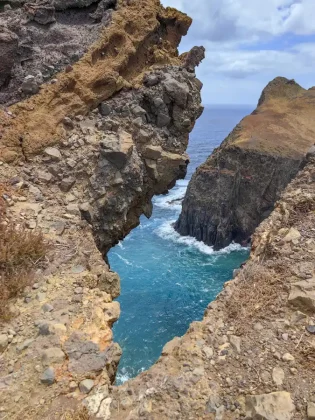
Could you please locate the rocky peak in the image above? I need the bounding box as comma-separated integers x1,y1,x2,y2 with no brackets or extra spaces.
257,76,304,107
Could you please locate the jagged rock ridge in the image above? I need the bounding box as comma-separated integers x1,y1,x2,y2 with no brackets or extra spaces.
175,77,315,250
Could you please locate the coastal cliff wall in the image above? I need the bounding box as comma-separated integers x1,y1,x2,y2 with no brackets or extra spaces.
175,77,315,249
107,157,315,420
0,0,204,417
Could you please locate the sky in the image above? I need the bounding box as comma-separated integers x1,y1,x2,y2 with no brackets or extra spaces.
162,0,315,104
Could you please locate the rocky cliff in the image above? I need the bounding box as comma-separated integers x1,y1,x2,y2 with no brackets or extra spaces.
175,77,315,250
0,0,204,417
107,155,315,419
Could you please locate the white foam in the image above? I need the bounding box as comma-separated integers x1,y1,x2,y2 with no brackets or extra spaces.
114,253,133,266
155,220,248,255
116,371,130,384
154,181,189,211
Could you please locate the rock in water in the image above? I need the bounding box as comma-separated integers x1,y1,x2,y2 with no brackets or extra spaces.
175,77,315,250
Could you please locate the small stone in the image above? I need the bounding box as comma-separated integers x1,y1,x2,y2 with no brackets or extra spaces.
44,147,62,161
37,171,52,183
42,303,54,313
306,325,315,334
21,75,40,95
40,367,55,385
99,102,111,116
272,367,285,386
38,322,50,335
59,177,76,192
307,402,315,419
79,379,94,394
42,348,65,366
229,335,241,354
0,334,8,352
253,322,264,331
246,392,295,419
16,338,34,353
36,292,46,302
282,353,295,362
72,265,86,274
69,381,77,391
63,117,74,129
283,228,301,242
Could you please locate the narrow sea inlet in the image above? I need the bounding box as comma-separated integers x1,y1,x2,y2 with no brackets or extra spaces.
108,105,252,384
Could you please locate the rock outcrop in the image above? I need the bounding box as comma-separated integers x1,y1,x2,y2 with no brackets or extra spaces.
105,154,315,420
175,77,315,250
0,0,204,417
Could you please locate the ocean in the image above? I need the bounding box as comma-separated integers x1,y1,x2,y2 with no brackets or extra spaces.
108,105,253,384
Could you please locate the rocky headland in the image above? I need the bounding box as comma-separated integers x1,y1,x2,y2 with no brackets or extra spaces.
175,77,315,250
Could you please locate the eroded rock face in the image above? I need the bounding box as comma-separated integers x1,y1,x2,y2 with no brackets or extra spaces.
0,0,117,105
175,77,315,249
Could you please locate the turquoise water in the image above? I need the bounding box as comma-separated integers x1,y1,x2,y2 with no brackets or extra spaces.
109,105,253,384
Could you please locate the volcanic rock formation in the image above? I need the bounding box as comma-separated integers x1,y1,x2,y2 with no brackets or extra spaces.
0,0,204,417
175,77,315,249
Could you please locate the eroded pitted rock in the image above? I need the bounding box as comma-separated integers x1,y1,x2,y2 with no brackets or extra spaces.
0,0,117,105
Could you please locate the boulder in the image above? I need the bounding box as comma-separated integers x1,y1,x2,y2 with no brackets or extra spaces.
100,131,133,169
0,28,18,88
288,277,315,311
246,392,295,420
163,75,189,108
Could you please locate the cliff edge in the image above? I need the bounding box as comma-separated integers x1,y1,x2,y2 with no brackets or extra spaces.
0,0,204,418
175,77,315,249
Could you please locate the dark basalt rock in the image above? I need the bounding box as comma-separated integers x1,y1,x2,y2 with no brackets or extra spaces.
175,77,315,250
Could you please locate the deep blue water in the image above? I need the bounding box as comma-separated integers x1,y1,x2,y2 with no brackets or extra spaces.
109,105,253,384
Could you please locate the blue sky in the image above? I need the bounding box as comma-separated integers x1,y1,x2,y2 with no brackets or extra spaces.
162,0,315,104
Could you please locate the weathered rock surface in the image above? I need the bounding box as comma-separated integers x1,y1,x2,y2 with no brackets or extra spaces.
175,77,315,249
0,0,117,105
245,392,295,420
103,158,315,419
0,0,204,418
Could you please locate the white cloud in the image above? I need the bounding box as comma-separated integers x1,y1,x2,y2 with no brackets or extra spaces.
162,0,315,103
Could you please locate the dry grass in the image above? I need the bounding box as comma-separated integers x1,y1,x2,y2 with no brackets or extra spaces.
0,221,49,320
61,406,91,420
288,196,315,226
226,262,283,332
